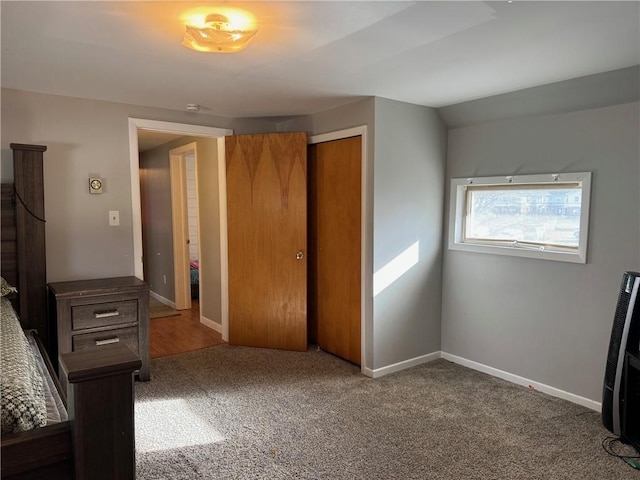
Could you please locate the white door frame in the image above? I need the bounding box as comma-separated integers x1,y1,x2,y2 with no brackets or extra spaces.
308,126,370,375
169,142,197,310
128,119,232,331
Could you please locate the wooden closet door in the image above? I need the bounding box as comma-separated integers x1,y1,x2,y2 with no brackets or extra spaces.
308,136,361,365
226,132,307,351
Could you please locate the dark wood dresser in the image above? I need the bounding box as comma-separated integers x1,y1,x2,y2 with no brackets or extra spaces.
48,276,150,385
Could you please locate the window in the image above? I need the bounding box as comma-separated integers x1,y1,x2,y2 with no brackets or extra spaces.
449,172,591,263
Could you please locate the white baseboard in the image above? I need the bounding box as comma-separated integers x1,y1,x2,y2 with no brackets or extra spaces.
200,316,222,333
150,291,176,309
363,350,601,412
441,352,602,412
365,351,441,378
361,367,374,377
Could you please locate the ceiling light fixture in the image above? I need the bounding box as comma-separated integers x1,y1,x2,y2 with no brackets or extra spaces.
182,13,258,53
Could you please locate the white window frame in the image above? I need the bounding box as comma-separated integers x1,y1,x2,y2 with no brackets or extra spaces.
448,172,592,264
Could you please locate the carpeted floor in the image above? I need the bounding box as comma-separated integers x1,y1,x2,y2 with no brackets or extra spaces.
135,346,638,479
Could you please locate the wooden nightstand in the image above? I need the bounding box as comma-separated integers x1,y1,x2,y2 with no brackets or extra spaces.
48,276,150,386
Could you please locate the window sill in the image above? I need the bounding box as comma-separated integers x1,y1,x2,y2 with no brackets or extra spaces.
448,241,587,264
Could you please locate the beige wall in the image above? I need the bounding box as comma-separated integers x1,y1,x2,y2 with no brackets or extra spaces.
191,136,223,327
138,135,224,325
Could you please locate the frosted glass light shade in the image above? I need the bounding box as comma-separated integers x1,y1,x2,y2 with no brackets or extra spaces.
182,14,258,53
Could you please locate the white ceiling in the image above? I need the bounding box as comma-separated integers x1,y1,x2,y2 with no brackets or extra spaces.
1,1,639,119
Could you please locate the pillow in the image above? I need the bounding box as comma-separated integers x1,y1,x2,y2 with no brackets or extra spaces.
0,277,17,297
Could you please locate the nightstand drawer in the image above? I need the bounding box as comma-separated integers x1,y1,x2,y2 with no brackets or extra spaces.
72,300,138,330
50,276,150,382
73,327,139,354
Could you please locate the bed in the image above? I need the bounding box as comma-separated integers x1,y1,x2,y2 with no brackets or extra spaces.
1,143,141,480
190,260,199,299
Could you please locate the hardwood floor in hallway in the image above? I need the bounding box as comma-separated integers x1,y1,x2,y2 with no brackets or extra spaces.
149,300,226,359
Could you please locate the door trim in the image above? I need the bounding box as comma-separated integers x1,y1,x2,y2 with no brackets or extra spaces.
169,142,196,310
217,139,230,342
128,119,232,338
308,126,370,374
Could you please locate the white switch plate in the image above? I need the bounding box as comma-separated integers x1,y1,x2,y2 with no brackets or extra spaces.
109,210,120,226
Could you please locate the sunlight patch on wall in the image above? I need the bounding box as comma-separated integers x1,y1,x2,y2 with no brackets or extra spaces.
373,241,419,296
136,399,225,452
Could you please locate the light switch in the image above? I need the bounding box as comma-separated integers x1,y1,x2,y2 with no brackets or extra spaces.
109,210,120,226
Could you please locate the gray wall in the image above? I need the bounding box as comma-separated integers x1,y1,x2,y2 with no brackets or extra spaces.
441,100,640,402
140,144,175,301
373,98,447,369
1,88,275,282
9,74,633,398
439,65,640,129
281,97,448,371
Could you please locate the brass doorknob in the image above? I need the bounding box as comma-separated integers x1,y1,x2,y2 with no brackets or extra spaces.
296,251,304,260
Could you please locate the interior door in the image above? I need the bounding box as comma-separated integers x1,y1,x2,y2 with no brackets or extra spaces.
308,136,362,365
226,132,307,351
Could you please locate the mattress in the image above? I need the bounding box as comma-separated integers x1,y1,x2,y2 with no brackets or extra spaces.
27,335,68,425
1,297,67,434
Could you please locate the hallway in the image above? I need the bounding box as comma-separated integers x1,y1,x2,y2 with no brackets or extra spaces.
149,300,225,358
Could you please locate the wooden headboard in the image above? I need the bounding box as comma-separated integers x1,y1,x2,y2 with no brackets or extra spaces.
0,143,51,354
1,183,18,287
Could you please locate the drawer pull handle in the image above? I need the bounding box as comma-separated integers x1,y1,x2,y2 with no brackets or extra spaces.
94,310,120,318
95,337,120,346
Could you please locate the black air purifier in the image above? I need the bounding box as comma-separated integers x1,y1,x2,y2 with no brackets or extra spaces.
602,271,640,436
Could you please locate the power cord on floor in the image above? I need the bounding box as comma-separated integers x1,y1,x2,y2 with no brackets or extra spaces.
602,436,640,470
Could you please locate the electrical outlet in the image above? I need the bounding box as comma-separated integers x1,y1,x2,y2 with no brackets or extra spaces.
109,210,120,226
163,274,167,285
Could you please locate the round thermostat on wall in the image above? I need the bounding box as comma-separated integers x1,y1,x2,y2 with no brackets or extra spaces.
89,177,103,194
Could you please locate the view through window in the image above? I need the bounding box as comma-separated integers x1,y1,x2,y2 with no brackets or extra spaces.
465,185,582,250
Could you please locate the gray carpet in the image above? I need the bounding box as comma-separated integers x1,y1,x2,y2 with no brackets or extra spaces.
135,346,638,479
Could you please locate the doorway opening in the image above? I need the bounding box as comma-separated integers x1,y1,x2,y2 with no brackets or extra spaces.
129,118,232,350
169,142,198,311
148,300,225,359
